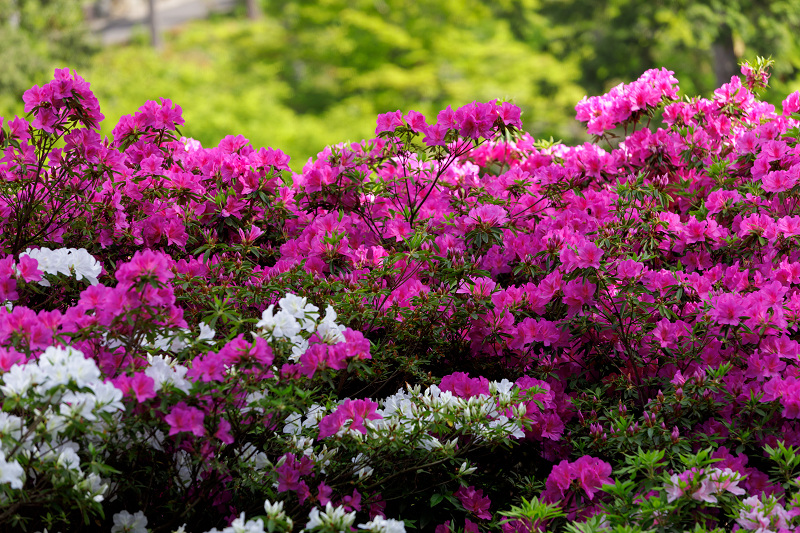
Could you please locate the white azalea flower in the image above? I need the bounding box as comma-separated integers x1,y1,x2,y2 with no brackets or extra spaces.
222,512,265,533
0,450,24,489
197,322,216,343
279,294,318,320
305,503,355,532
111,510,148,533
67,248,102,285
145,355,191,394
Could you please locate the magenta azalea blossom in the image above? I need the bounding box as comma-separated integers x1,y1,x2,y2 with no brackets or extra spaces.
454,485,491,520
710,293,748,326
317,399,382,439
164,403,205,437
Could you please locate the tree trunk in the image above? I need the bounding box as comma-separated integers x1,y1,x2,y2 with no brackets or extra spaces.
147,0,162,49
245,0,261,20
712,25,738,88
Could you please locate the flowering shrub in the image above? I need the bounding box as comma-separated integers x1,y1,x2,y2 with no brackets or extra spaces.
4,57,800,532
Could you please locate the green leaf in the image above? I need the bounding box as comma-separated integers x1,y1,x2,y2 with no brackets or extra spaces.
430,493,444,507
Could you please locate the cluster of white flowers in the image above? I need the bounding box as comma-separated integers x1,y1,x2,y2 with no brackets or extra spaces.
145,354,192,394
200,500,294,533
173,499,403,533
283,404,327,435
218,512,266,533
302,504,407,533
20,247,103,286
357,516,406,533
303,503,356,532
276,381,524,488
0,346,123,412
0,346,121,502
351,452,374,480
372,382,526,446
263,500,293,529
255,294,346,362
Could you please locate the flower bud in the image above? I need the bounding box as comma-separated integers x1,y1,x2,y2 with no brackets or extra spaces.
458,461,477,476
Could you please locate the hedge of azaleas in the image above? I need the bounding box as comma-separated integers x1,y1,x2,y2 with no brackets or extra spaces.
3,59,800,532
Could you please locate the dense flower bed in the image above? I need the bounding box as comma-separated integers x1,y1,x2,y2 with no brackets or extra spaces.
2,58,800,532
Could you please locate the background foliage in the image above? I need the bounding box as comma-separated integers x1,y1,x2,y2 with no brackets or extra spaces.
2,0,800,169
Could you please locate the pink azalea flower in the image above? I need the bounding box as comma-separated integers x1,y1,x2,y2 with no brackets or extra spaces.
404,110,428,133
572,455,614,500
0,347,24,372
15,255,42,283
778,215,800,237
575,241,604,269
130,372,157,403
317,483,333,506
423,123,449,146
709,293,747,326
762,169,798,193
616,259,644,279
464,519,480,533
165,403,206,437
214,417,234,445
317,399,382,439
466,204,509,228
376,110,403,134
435,522,452,533
562,278,596,314
497,101,522,128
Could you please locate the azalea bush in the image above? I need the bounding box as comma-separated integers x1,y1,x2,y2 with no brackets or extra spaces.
3,57,800,532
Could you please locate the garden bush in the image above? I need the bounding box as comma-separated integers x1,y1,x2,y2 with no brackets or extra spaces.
1,58,800,532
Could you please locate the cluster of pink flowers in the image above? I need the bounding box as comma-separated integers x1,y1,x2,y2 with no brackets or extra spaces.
541,455,614,503
377,100,522,142
22,67,104,132
664,467,746,504
317,399,382,439
575,67,679,134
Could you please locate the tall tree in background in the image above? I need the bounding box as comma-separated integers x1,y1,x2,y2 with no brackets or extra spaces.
524,0,800,96
245,0,259,20
147,0,161,49
679,0,800,87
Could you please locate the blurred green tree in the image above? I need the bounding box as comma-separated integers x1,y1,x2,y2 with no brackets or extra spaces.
260,0,587,144
0,0,96,106
531,0,800,96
